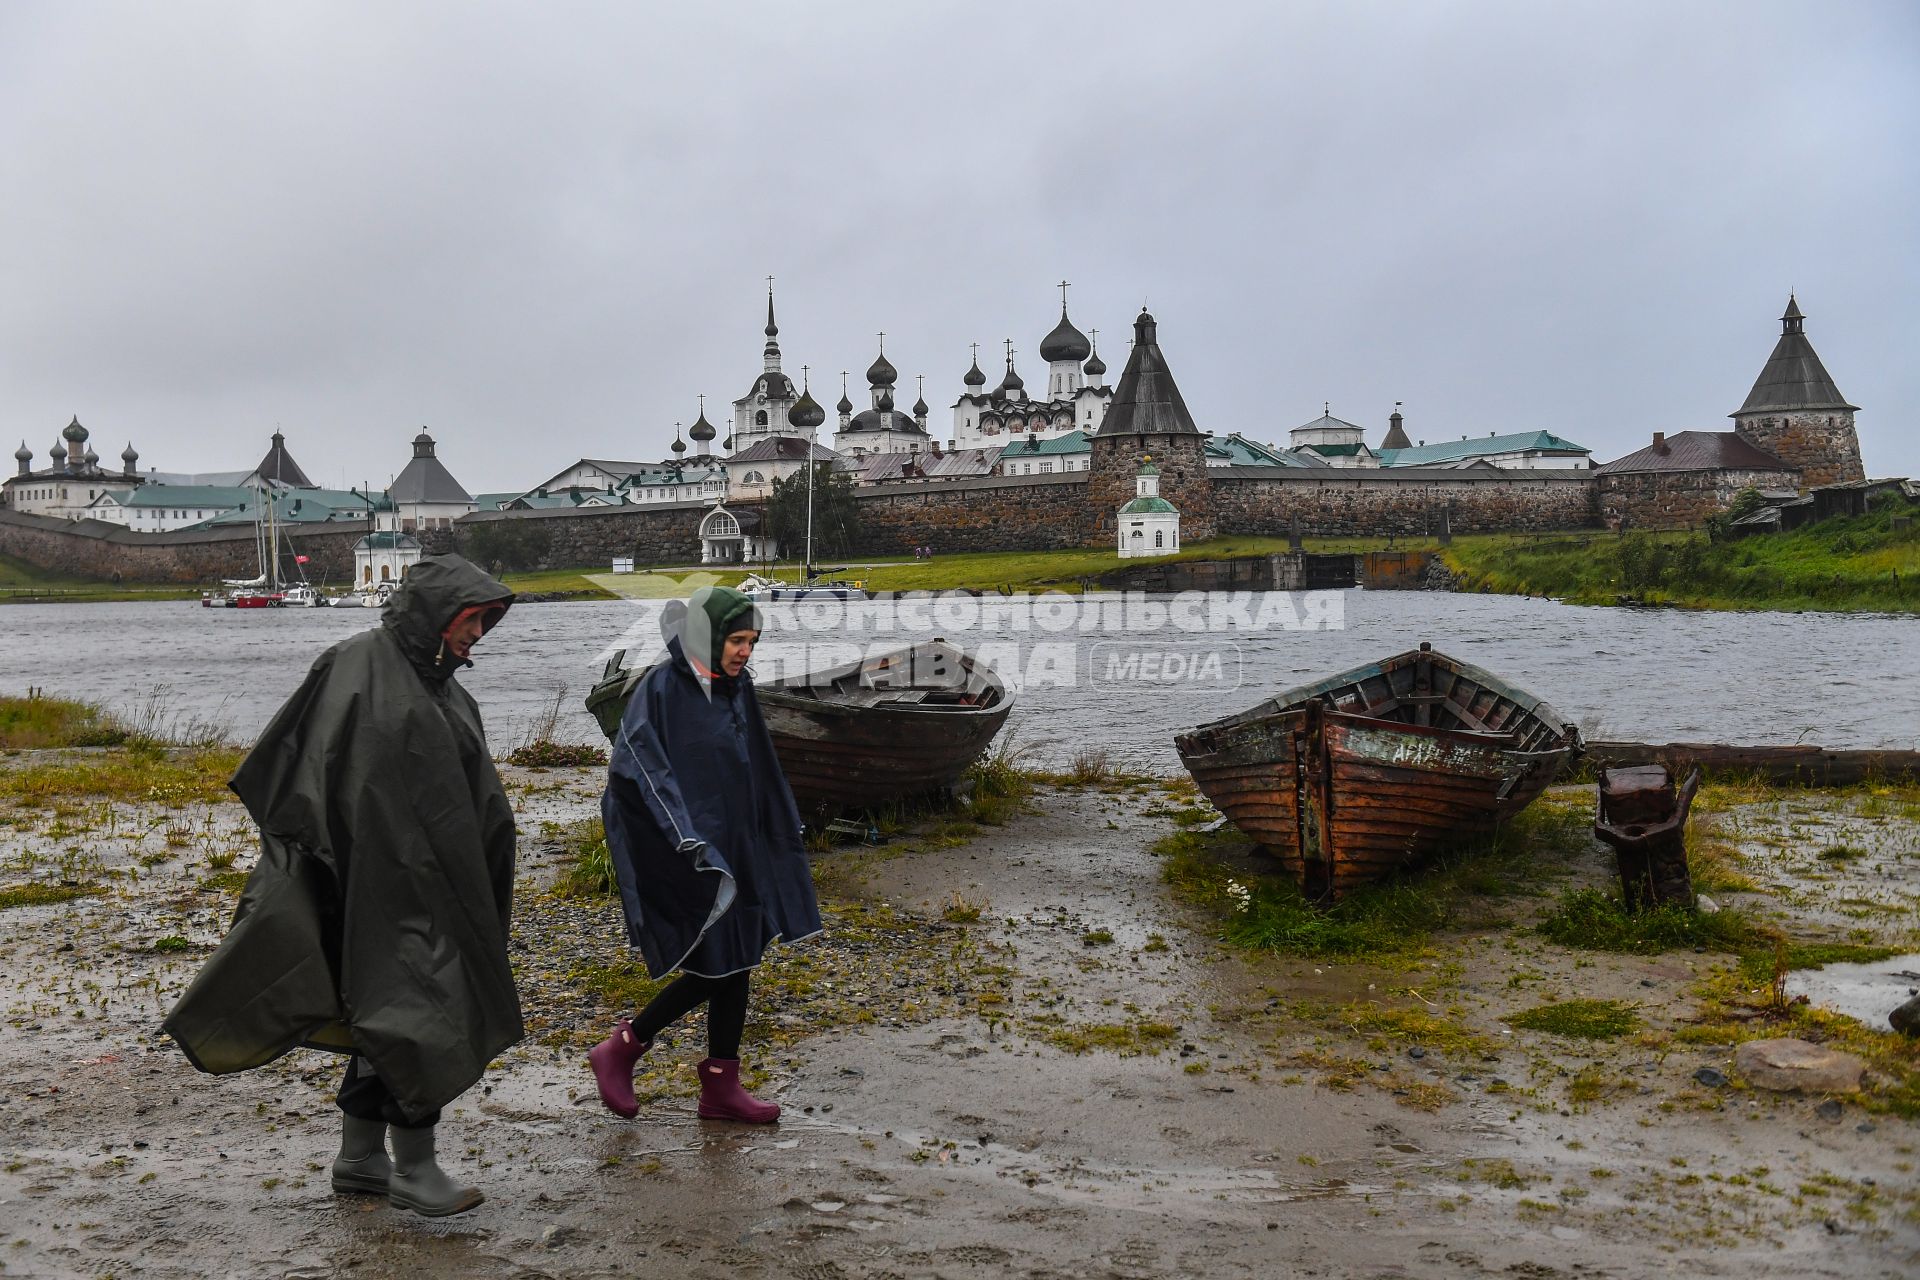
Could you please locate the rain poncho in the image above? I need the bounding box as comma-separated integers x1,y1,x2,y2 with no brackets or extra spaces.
163,555,521,1123
601,616,821,980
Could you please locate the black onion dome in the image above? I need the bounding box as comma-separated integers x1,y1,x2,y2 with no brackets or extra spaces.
998,362,1025,394
121,441,139,464
912,394,929,416
963,356,986,387
876,388,896,413
1038,308,1092,362
789,390,827,429
1083,346,1107,377
689,411,716,441
62,416,88,444
15,441,31,463
836,389,854,414
670,430,687,454
83,447,98,466
50,439,67,460
866,349,898,387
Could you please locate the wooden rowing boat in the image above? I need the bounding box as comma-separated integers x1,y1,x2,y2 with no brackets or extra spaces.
1173,643,1580,898
587,639,1015,816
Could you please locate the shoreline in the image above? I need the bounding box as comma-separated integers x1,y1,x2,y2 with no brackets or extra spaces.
0,749,1915,1276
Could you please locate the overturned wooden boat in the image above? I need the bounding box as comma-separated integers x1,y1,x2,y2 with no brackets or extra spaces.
587,638,1014,816
1174,643,1580,898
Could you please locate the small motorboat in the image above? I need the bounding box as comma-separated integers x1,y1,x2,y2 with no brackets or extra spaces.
739,572,865,602
587,638,1014,816
1174,643,1580,899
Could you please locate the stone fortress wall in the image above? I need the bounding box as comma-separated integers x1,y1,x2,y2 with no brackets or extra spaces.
4,468,1605,582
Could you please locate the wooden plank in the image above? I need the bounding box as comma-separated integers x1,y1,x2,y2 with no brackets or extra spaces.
1587,741,1920,787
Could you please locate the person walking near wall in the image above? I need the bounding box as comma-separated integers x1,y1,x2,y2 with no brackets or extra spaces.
588,585,822,1123
163,555,522,1217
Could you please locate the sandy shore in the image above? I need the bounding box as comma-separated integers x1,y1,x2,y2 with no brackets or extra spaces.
0,755,1915,1279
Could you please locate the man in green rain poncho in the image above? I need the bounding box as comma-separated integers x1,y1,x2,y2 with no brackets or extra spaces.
164,555,521,1217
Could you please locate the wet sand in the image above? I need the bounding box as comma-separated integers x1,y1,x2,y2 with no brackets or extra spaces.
0,760,1915,1279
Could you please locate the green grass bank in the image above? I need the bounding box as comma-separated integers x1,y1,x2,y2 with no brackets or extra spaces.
1440,501,1920,613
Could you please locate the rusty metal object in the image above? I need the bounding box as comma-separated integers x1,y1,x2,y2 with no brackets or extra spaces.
1176,644,1580,900
1594,765,1701,910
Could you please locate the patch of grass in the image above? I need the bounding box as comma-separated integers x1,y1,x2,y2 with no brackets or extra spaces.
1816,844,1868,863
0,693,131,748
1041,1019,1178,1056
1459,1157,1537,1190
507,740,607,768
1322,1003,1497,1060
1082,928,1115,946
1537,888,1759,954
199,869,250,896
1507,999,1641,1040
1157,798,1586,962
941,892,985,924
0,748,243,809
0,881,107,910
150,935,192,953
554,818,617,899
1064,746,1112,786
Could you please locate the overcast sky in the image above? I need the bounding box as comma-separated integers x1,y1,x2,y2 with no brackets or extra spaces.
2,1,1915,493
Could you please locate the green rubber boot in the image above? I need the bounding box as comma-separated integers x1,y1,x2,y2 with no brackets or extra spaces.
330,1114,391,1195
387,1124,484,1217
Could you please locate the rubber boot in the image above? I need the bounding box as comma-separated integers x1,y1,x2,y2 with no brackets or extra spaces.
330,1114,391,1195
387,1124,484,1217
695,1057,781,1124
587,1018,651,1118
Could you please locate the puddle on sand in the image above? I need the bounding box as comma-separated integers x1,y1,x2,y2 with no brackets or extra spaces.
1786,953,1920,1030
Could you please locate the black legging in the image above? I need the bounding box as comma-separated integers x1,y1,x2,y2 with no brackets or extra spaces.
628,970,749,1059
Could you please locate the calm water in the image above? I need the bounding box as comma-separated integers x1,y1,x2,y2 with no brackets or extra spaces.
1,593,1914,771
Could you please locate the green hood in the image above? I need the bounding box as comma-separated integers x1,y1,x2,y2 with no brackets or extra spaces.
382,555,514,675
685,585,760,671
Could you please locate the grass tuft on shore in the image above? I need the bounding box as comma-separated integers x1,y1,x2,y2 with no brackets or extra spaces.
1507,998,1641,1040
0,881,108,910
1537,887,1759,954
0,693,134,749
1158,796,1590,961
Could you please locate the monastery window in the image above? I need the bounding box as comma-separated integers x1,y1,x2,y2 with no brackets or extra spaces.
380,565,391,581
756,411,769,426
1039,462,1053,474
1155,530,1164,548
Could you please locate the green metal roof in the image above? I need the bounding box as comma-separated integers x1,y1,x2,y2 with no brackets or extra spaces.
1119,495,1177,514
1304,442,1368,457
1378,431,1590,467
109,484,252,508
355,531,422,551
997,429,1090,458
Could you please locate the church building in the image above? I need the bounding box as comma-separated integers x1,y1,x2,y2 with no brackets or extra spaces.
950,287,1113,451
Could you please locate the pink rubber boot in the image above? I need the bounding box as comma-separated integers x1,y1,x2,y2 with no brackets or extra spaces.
695,1057,781,1123
586,1019,650,1118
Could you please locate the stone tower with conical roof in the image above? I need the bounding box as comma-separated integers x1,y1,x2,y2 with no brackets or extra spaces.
1730,295,1864,488
1087,308,1215,544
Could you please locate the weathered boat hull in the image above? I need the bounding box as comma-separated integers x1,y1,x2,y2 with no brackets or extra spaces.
588,639,1014,817
1175,645,1578,898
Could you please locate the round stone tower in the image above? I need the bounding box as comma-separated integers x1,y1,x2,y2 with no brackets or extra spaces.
1730,296,1864,488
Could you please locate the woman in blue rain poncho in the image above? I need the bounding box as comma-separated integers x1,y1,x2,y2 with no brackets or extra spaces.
587,586,822,1123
